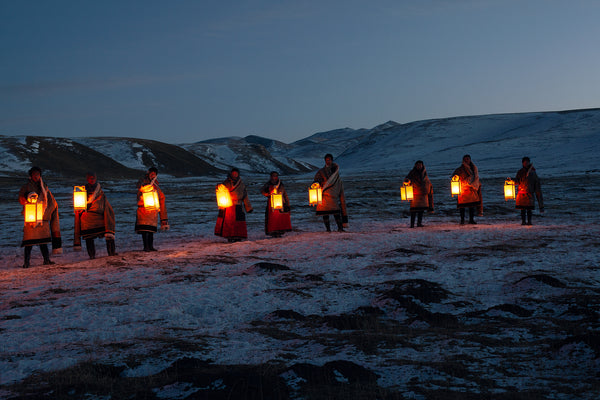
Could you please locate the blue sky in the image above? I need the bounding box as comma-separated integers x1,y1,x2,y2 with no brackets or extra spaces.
1,0,599,144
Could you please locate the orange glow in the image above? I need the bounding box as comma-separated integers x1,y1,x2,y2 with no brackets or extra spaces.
24,200,44,225
308,183,322,206
400,182,414,201
141,185,160,211
451,175,461,197
270,189,283,210
216,184,232,208
73,186,87,211
504,178,516,200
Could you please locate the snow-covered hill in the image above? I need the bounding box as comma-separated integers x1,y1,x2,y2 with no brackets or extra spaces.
335,109,600,177
1,108,599,178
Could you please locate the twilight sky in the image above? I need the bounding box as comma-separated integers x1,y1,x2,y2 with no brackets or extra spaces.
1,0,599,144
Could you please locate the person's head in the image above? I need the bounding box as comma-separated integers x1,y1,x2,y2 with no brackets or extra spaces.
324,154,334,167
86,172,97,185
414,160,424,170
522,156,531,167
230,168,240,179
28,166,42,182
269,171,279,182
462,154,471,164
148,167,158,180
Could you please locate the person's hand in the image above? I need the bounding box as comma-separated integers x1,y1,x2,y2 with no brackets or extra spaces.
27,192,38,202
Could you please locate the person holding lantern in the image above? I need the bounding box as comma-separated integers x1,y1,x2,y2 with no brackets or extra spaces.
73,172,117,259
260,171,292,237
514,156,544,225
313,154,348,232
451,154,482,225
215,168,253,242
404,160,434,228
135,167,169,251
18,166,62,268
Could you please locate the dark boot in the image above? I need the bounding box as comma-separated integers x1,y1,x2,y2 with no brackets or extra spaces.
410,212,416,228
417,211,424,227
459,208,465,225
142,232,149,251
23,246,32,268
323,216,331,232
468,207,476,224
521,210,527,225
40,244,54,265
86,238,96,259
334,214,344,232
527,210,532,225
106,239,117,256
148,233,157,251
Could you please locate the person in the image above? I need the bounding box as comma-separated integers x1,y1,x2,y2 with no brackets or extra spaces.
403,160,434,228
514,157,544,225
18,166,61,268
215,168,253,242
260,171,292,237
452,154,482,225
74,172,117,259
135,167,169,251
313,154,348,232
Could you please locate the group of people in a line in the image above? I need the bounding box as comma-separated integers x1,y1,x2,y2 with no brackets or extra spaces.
403,154,543,228
17,153,543,268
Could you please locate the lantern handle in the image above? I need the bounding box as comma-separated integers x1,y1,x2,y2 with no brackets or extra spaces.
27,192,38,203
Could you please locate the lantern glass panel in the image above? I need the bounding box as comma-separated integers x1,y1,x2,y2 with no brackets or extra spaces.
451,176,461,197
401,184,414,201
73,186,87,211
36,202,44,220
309,184,322,206
216,184,232,208
271,192,283,210
504,179,516,200
141,185,159,211
24,203,37,223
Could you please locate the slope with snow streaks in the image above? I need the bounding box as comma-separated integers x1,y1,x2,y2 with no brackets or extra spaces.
69,137,222,177
183,137,314,174
337,110,600,177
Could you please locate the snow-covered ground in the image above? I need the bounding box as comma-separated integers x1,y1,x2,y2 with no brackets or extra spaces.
1,173,599,398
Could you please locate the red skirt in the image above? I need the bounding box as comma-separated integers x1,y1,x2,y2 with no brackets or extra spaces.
265,206,292,235
215,205,247,239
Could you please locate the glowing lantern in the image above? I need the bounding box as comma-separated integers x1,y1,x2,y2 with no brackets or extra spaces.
308,183,322,206
73,186,87,211
270,189,283,210
216,184,232,208
451,175,461,197
141,184,160,211
504,178,516,201
24,195,44,225
400,181,414,201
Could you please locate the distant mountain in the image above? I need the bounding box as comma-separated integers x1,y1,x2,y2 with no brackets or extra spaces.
335,109,600,177
71,137,221,177
0,136,222,179
1,108,598,179
285,127,370,167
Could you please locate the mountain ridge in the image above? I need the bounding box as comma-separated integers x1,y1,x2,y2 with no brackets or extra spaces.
1,108,599,178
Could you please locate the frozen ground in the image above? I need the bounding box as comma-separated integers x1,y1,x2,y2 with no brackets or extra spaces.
0,173,599,399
